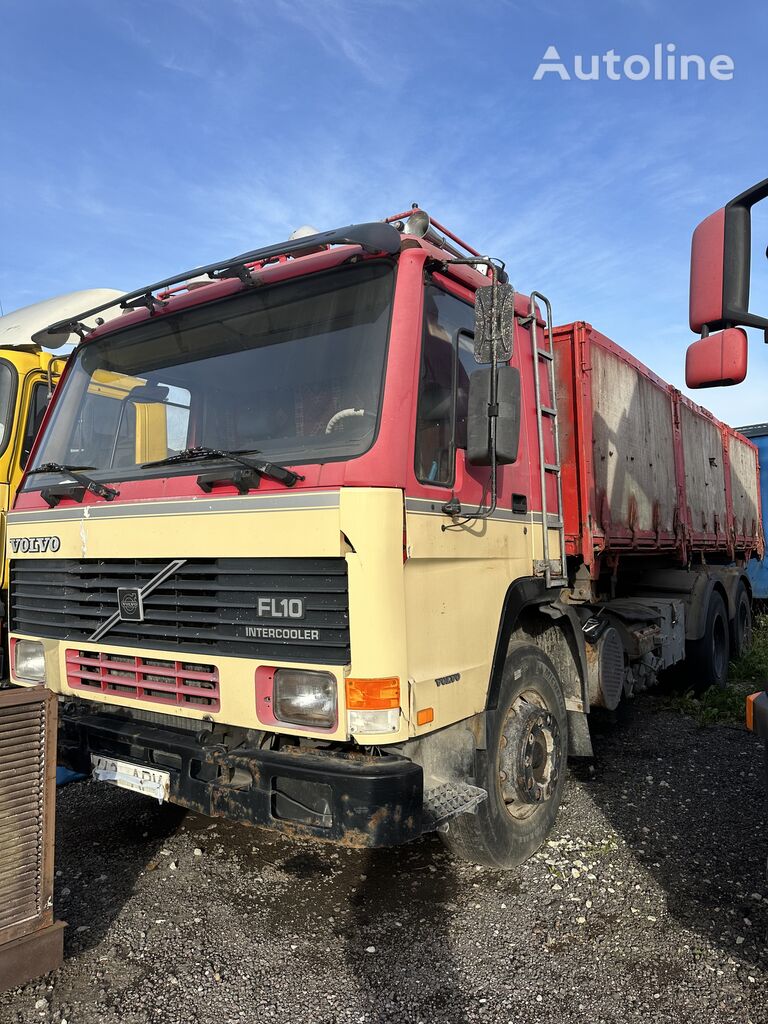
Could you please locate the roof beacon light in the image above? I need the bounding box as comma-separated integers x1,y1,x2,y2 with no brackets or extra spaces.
288,224,326,257
289,225,321,240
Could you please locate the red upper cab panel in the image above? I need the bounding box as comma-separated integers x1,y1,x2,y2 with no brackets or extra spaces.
15,232,497,513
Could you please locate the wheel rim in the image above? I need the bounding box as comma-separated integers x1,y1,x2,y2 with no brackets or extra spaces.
498,690,563,821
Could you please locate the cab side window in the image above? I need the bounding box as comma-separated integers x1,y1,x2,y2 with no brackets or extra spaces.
20,382,49,469
414,286,475,486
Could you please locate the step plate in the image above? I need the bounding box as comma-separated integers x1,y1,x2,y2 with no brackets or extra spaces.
422,782,488,831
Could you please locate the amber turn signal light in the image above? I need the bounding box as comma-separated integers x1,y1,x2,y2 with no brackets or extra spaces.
416,707,434,726
346,677,400,710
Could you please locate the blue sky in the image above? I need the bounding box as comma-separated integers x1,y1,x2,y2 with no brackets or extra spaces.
3,0,768,424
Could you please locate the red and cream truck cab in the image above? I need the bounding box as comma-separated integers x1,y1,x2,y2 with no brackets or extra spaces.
7,211,761,868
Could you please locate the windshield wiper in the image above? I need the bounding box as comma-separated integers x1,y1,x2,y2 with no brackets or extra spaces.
27,463,119,502
143,447,304,487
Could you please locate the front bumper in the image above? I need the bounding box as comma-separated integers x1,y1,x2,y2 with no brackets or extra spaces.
59,706,423,847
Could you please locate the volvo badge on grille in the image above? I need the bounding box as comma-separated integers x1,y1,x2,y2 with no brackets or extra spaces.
117,587,143,622
89,559,188,642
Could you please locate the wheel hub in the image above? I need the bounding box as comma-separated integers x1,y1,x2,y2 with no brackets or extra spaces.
499,699,562,807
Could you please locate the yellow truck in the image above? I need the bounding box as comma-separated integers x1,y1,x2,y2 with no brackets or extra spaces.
7,216,761,867
0,290,122,671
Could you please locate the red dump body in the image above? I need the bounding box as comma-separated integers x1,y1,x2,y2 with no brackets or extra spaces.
553,321,763,575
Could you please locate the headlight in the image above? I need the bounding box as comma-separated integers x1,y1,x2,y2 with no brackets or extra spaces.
15,639,46,682
274,669,337,730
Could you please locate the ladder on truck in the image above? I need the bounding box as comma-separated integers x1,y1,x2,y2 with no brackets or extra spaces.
525,291,567,588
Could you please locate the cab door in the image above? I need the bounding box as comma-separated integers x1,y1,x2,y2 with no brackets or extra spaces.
403,278,536,733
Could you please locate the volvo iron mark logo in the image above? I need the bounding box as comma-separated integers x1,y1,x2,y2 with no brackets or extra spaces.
117,587,144,623
89,559,187,642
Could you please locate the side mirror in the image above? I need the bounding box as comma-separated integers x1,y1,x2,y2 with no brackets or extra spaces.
685,328,748,388
467,365,521,465
126,384,170,403
689,177,768,334
474,281,516,362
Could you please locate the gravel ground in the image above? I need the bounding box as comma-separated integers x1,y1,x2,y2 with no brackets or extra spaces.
3,696,768,1024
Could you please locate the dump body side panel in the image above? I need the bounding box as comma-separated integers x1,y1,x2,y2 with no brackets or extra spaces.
736,427,768,599
554,322,762,574
728,429,761,549
680,400,727,547
590,341,678,550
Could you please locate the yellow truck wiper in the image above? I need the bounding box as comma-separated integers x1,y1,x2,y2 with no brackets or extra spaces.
143,446,304,488
27,463,119,503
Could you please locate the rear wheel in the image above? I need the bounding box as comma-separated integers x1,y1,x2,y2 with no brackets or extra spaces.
687,591,729,691
442,643,568,869
731,582,753,661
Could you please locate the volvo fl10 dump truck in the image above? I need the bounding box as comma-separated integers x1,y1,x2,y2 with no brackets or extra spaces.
6,213,762,868
683,176,768,785
0,290,122,674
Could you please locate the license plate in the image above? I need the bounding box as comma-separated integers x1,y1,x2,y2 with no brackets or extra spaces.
91,754,171,804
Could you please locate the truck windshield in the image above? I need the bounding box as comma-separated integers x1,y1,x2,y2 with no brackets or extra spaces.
23,262,393,489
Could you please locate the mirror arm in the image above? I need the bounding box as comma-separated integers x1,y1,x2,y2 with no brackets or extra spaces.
439,255,508,285
441,257,505,522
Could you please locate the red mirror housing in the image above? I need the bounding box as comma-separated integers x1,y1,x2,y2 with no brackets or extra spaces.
685,328,748,388
689,208,726,332
689,178,768,334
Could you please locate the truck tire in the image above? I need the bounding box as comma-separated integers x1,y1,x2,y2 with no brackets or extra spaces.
687,591,729,691
442,643,568,869
730,582,753,660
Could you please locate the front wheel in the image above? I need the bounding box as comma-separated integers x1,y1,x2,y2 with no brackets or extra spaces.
442,643,568,869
